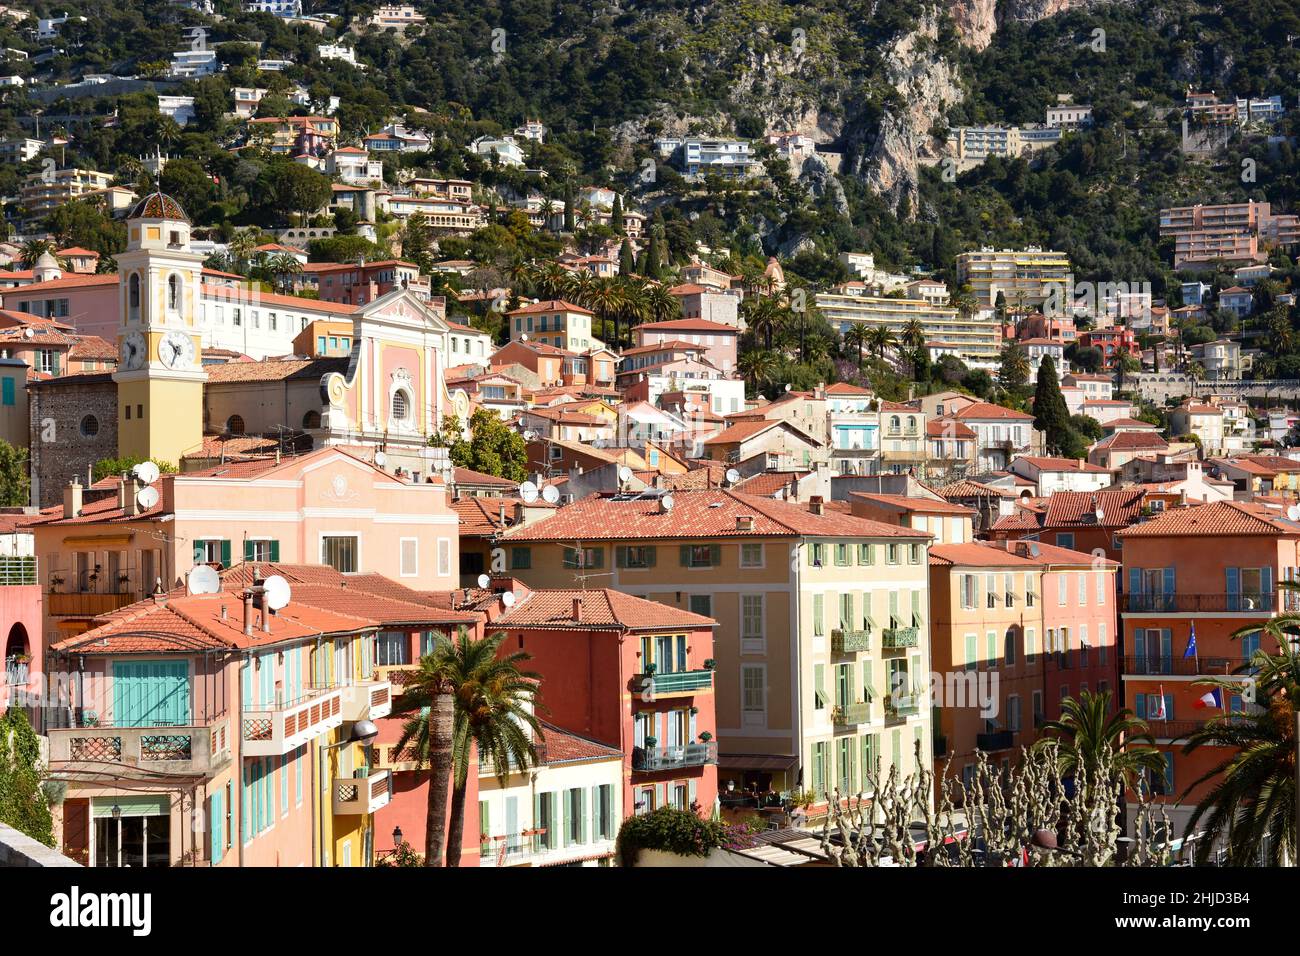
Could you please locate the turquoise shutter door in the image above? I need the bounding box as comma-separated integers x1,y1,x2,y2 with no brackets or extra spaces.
211,789,223,864
244,540,255,562
113,661,190,727
270,540,280,562
1225,567,1239,611
220,540,232,568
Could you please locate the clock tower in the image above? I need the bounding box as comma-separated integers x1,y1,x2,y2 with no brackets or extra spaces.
113,192,207,465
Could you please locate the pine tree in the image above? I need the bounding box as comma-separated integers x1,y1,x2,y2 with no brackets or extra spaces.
619,239,636,276
1032,356,1074,455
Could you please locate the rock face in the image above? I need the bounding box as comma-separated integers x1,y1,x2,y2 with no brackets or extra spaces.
799,153,849,218
853,9,963,218
951,0,1126,51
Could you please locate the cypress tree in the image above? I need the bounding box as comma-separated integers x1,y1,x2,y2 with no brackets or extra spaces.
610,194,624,234
619,239,636,276
1032,356,1072,454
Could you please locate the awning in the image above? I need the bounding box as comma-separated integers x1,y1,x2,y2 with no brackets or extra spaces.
718,753,798,772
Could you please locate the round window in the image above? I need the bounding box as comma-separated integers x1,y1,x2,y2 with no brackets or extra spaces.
226,415,245,435
80,415,99,438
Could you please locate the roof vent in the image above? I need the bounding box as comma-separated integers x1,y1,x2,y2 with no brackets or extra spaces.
736,515,755,531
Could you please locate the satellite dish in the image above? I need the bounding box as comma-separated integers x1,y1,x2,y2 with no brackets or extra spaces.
725,468,741,484
476,573,491,589
22,326,34,339
661,494,675,511
523,430,538,442
541,484,560,504
1095,508,1105,522
262,575,291,611
374,451,388,467
1288,504,1300,522
618,465,633,483
501,590,516,608
519,481,539,503
133,461,160,485
188,564,220,595
785,383,792,392
520,333,529,341
136,486,160,510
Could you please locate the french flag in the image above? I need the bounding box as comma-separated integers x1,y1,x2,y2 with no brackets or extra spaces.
1193,688,1222,710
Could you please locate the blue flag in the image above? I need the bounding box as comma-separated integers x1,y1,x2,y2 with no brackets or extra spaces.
1183,621,1198,659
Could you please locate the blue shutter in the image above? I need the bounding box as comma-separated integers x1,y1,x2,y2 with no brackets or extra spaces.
1263,566,1273,608
1128,567,1141,597
241,763,250,844
211,789,224,864
1162,567,1175,600
1134,628,1145,668
242,658,253,709
1226,567,1240,611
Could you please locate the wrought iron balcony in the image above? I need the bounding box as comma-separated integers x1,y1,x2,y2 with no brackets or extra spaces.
1121,656,1253,677
976,730,1015,751
1121,592,1275,613
831,628,871,654
333,768,392,815
881,626,919,649
884,695,920,721
832,701,871,728
632,741,718,772
49,719,231,775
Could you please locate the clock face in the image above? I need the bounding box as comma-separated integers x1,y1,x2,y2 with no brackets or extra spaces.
121,331,146,371
159,331,195,370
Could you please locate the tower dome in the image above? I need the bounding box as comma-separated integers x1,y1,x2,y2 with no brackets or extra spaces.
127,191,190,223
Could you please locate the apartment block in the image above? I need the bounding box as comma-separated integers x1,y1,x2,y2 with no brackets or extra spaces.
954,247,1072,311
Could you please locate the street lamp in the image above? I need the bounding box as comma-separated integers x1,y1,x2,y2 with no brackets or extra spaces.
392,826,402,847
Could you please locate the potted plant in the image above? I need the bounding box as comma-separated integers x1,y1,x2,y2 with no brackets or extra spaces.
644,735,657,749
703,658,716,670
644,662,658,676
698,731,712,742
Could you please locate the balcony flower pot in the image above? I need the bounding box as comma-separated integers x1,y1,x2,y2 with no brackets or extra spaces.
644,663,658,675
703,659,716,670
698,731,712,742
644,736,657,748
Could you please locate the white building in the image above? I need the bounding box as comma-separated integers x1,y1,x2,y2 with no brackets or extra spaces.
157,95,196,126
243,0,302,15
469,134,526,167
170,48,221,78
1045,105,1093,128
318,44,359,66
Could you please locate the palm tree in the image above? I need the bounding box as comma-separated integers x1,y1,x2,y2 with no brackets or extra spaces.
1034,690,1166,790
844,323,869,371
865,326,897,359
533,261,573,301
1178,605,1300,864
267,252,302,294
950,285,978,318
744,295,781,351
19,237,55,267
737,350,778,392
617,280,650,351
392,659,455,866
395,630,542,867
900,317,926,352
578,276,626,349
643,282,679,325
228,230,259,273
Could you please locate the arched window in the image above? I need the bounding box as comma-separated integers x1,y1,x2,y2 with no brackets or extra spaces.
391,390,410,421
302,410,321,429
128,274,140,316
168,275,181,311
226,415,245,435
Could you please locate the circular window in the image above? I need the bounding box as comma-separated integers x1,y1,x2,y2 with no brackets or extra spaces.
79,415,99,438
302,410,321,429
226,415,245,435
391,390,410,421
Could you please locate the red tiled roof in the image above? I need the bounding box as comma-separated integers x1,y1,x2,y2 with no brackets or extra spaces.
1101,417,1159,431
1092,431,1169,451
494,588,715,630
953,402,1034,421
927,418,976,439
1117,501,1300,538
935,479,1017,499
639,317,737,333
502,489,929,542
825,382,874,396
507,299,594,316
732,471,809,497
929,542,1041,568
1041,488,1146,529
453,466,517,488
1015,456,1111,474
849,492,975,516
204,357,348,383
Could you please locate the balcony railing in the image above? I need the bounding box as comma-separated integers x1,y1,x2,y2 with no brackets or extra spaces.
1147,719,1224,741
375,663,421,695
632,741,718,772
882,626,919,649
1121,656,1254,677
333,768,392,815
1121,592,1275,613
884,695,920,721
976,730,1015,751
46,591,140,616
340,679,392,721
49,719,231,775
832,701,871,728
0,556,36,586
242,686,344,756
631,669,713,696
479,832,547,867
831,629,871,654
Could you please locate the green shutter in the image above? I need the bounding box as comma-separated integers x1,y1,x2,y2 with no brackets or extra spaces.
709,544,721,566
270,540,280,561
220,540,232,567
244,540,255,562
211,790,223,864
680,544,691,566
615,547,627,568
645,546,657,567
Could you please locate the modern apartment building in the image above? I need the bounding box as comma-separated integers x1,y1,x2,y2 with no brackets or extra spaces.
815,290,1001,370
19,167,113,222
1158,201,1300,269
955,247,1073,311
497,489,934,821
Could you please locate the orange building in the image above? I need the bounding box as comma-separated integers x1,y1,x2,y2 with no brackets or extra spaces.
1116,501,1299,846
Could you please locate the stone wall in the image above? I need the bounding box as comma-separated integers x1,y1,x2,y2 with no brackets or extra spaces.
28,376,118,508
0,821,81,867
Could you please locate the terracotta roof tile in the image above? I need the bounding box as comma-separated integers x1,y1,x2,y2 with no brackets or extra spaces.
538,721,623,763
1117,500,1300,538
494,588,716,630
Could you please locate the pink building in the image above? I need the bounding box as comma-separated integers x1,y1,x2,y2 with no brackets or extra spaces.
631,317,738,375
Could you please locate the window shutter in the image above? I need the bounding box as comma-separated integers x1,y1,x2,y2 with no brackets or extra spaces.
579,790,587,843
1162,567,1175,597
615,547,627,568
270,540,280,562
710,544,721,566
645,546,657,567
1128,568,1141,595
1262,566,1273,602
220,540,232,567
244,540,255,562
688,779,697,809
211,790,223,865
532,794,543,850
680,545,691,567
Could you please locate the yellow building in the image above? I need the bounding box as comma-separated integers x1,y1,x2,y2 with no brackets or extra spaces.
498,488,934,821
815,291,1001,371
955,247,1072,311
112,192,207,465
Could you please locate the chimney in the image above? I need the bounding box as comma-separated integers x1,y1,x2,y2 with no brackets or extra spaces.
63,479,83,519
123,477,139,517
572,596,583,621
809,495,824,516
243,589,255,638
118,473,130,510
